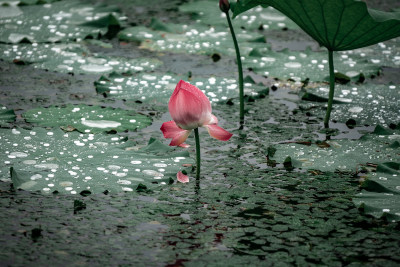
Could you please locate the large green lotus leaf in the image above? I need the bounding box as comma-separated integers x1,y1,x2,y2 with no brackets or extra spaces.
0,106,15,124
300,84,400,127
0,43,162,74
179,0,297,30
23,104,152,133
0,0,123,43
232,0,400,51
353,162,400,221
271,129,400,172
0,127,193,193
95,72,267,104
118,24,266,57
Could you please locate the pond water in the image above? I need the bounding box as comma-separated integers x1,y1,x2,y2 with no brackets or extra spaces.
0,0,399,266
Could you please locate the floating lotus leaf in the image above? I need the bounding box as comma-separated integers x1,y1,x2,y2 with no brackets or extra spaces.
18,0,61,5
118,23,266,57
23,104,152,133
243,39,400,81
179,0,298,30
353,162,400,221
0,127,193,194
0,106,15,124
300,84,400,126
0,0,123,43
271,127,400,172
0,43,162,74
233,0,400,51
95,72,267,104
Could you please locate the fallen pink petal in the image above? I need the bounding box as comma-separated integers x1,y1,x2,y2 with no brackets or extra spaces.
177,171,189,183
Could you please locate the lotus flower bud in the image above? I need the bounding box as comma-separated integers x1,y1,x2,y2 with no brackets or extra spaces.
219,0,230,13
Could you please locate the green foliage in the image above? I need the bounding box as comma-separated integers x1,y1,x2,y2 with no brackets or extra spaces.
0,0,123,43
0,43,162,74
2,128,193,194
354,162,400,221
0,106,15,124
118,23,266,57
271,127,400,172
23,104,152,133
233,0,400,51
95,72,268,105
180,0,297,30
299,84,399,126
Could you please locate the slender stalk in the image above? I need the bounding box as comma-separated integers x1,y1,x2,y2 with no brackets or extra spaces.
194,128,201,180
324,49,335,128
225,12,244,127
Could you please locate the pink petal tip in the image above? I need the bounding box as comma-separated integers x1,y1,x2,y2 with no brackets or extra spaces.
205,124,233,141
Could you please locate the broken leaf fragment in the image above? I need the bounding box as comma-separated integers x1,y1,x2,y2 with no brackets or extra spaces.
0,106,15,124
354,162,400,221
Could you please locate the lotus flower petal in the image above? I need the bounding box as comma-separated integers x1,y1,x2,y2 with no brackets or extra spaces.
204,124,233,141
160,120,191,146
169,80,212,130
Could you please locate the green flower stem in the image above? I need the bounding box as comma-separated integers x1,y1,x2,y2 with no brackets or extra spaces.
225,11,244,127
194,128,201,180
324,49,335,128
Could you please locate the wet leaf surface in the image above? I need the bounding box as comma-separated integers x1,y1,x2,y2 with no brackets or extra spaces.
300,83,400,126
118,23,266,57
23,104,152,133
1,127,193,193
271,126,400,172
0,0,123,43
0,43,162,74
180,0,298,31
243,42,400,81
354,162,400,221
95,72,268,104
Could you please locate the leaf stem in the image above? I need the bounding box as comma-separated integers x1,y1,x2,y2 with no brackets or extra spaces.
194,128,201,180
324,49,335,128
225,11,244,127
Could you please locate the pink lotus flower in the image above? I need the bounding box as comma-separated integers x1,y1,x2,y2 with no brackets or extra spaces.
160,80,233,147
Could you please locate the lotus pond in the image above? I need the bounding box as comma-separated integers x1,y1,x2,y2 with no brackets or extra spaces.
0,0,400,266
